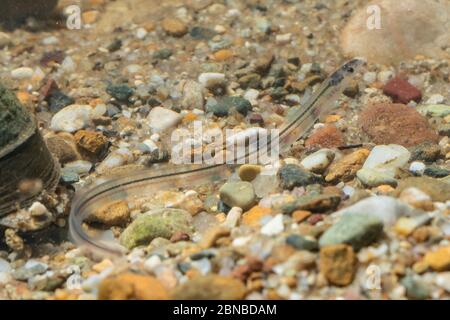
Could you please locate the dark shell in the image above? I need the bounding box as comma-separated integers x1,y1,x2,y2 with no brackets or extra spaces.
0,85,60,217
0,0,59,22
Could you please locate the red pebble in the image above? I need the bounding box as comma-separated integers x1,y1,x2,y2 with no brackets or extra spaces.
307,214,323,225
383,76,422,104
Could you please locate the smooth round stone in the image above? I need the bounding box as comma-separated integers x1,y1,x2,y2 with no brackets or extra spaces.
300,149,335,173
362,144,411,178
409,161,426,175
11,67,33,80
219,181,256,211
147,107,182,132
50,105,94,133
64,160,93,174
357,168,398,187
198,73,226,89
238,164,261,182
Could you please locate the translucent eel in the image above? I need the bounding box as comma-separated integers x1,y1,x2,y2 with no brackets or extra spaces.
69,58,365,257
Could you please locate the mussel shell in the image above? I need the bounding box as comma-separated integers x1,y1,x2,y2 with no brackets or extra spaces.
0,0,59,22
0,127,60,217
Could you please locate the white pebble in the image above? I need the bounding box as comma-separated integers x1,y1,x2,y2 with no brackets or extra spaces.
50,105,94,132
223,207,242,228
426,94,445,105
41,36,59,45
143,139,158,152
11,67,34,80
363,72,377,84
147,106,182,132
276,33,292,45
28,202,49,217
198,72,226,89
261,214,284,236
144,255,162,272
409,161,426,175
363,144,411,178
300,149,334,173
377,70,394,83
136,27,148,39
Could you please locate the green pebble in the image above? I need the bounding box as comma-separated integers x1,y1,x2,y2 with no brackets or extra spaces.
106,84,134,101
286,234,318,251
319,213,384,251
119,208,193,249
219,181,256,211
277,164,322,190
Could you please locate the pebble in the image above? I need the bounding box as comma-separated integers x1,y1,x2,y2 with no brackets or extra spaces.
359,103,438,147
401,275,430,300
435,273,450,292
305,125,344,149
425,94,445,105
219,181,256,211
424,165,450,178
424,246,450,271
417,104,450,117
172,275,246,300
362,144,410,178
180,80,204,110
74,130,109,156
409,142,441,162
325,149,369,182
356,168,398,187
319,212,384,250
106,84,134,101
98,272,169,300
144,255,162,272
207,96,252,117
96,148,133,174
395,177,450,202
199,226,230,249
339,196,418,227
119,208,193,249
198,73,226,89
242,206,273,227
286,234,318,251
48,91,75,113
319,244,356,286
223,207,242,228
300,149,335,173
275,33,292,45
147,107,182,132
50,105,94,133
277,164,322,190
11,67,34,80
282,194,341,214
13,260,48,281
86,200,130,227
383,76,422,104
261,214,284,236
394,214,432,236
161,18,188,37
238,164,261,182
